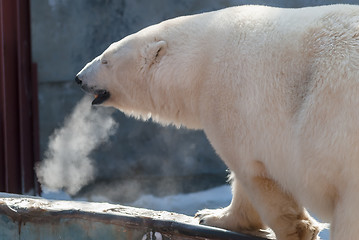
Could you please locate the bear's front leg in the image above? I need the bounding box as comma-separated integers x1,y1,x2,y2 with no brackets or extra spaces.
195,175,270,238
240,165,322,240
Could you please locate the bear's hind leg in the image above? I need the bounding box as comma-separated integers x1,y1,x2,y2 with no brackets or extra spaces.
195,175,270,238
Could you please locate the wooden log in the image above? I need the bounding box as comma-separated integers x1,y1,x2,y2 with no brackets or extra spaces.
0,193,273,240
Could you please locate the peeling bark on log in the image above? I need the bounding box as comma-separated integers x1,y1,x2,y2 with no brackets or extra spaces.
0,193,273,240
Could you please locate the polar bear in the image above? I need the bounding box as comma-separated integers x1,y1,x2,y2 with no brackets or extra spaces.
75,4,359,239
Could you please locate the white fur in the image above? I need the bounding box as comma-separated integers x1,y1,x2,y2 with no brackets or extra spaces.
77,5,359,239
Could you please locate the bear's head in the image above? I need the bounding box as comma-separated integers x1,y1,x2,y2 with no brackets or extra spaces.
75,29,168,116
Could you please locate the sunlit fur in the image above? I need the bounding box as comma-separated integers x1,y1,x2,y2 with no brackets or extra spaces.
77,5,359,239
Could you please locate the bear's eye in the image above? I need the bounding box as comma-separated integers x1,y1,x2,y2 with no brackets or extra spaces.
101,59,108,65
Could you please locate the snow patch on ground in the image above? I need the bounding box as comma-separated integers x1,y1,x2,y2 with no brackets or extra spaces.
130,185,232,216
41,187,73,201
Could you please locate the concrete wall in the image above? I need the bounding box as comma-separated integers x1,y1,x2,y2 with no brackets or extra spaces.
31,0,359,201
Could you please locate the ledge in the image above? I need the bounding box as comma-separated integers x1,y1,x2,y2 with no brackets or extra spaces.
0,193,272,240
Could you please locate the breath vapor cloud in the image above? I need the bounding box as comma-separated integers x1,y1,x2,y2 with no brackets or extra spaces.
36,96,118,195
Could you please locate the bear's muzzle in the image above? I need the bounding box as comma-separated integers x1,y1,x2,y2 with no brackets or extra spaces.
75,75,110,105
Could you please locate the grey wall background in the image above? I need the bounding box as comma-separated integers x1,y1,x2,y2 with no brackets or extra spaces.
31,0,359,202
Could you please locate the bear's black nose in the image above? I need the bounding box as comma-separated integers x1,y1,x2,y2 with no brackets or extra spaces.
75,76,82,85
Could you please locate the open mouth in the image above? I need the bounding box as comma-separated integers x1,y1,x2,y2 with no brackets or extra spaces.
76,81,110,105
92,89,110,105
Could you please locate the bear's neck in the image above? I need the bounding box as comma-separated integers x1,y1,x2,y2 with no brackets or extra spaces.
149,78,203,129
147,61,206,129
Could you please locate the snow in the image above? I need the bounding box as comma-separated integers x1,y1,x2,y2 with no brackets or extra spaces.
41,184,330,239
130,184,232,216
41,187,73,201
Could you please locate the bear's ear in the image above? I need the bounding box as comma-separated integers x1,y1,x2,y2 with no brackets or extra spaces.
144,40,167,66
